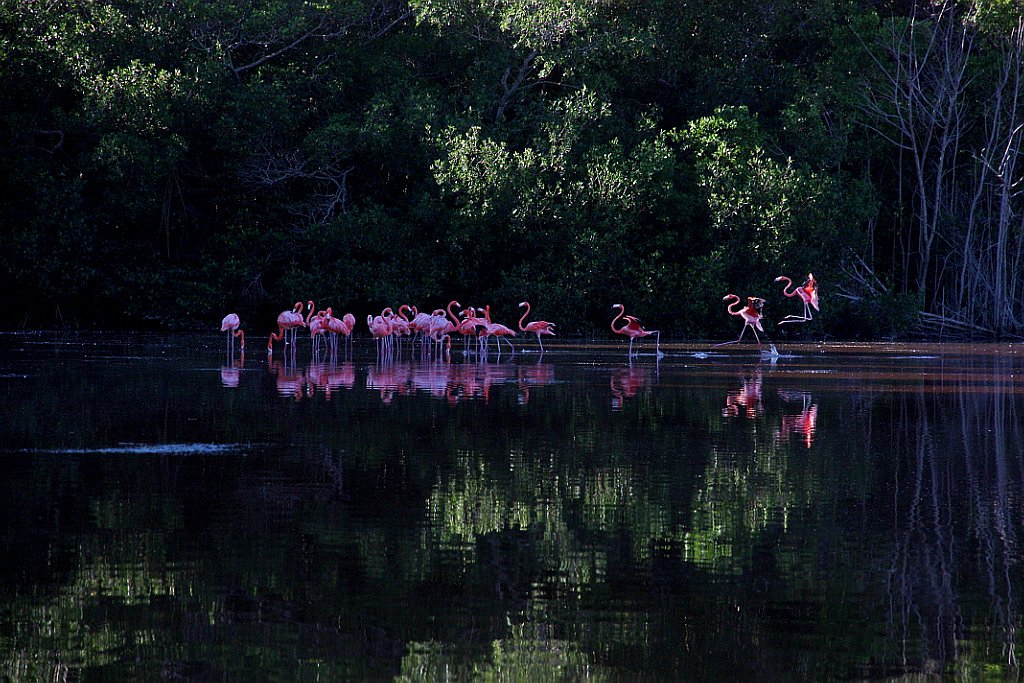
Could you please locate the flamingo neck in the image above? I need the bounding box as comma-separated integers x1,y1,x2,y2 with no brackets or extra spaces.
518,302,531,331
611,305,626,333
447,301,461,325
777,277,796,298
305,301,316,325
724,295,743,316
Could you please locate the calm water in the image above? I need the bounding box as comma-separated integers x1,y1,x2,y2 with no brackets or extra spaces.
1,333,1023,679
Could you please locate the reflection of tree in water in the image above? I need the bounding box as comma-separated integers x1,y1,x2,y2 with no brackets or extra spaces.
687,377,799,572
880,372,1022,676
3,353,1024,678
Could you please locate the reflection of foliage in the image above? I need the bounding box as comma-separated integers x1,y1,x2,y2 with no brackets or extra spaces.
399,623,616,681
685,441,797,572
2,349,1024,677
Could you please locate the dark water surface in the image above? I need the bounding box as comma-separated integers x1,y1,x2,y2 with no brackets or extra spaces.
2,333,1023,679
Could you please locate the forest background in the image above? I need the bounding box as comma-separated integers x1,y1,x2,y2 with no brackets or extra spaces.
2,0,1023,338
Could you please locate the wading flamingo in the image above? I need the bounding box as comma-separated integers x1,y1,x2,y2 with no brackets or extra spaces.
409,306,432,342
518,301,555,353
775,273,818,325
481,305,516,355
611,304,661,357
325,309,356,355
309,309,328,355
427,309,455,357
267,302,306,354
220,313,245,352
715,295,765,347
368,308,395,356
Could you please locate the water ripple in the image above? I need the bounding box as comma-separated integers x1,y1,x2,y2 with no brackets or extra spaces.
9,443,249,455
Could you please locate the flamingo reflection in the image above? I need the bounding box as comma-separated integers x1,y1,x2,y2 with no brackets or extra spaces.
268,356,306,400
364,360,535,405
307,361,356,399
722,370,763,418
220,352,245,388
611,366,649,411
775,391,818,448
517,360,555,406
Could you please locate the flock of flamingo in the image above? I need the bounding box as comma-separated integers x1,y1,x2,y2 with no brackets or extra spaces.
218,273,819,358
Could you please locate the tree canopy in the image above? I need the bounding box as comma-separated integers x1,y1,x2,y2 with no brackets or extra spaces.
2,0,1022,337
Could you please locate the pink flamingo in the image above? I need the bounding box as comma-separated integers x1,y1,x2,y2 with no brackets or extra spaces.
775,273,819,325
426,309,455,357
368,307,395,356
309,309,328,355
611,304,661,357
267,302,306,354
325,308,356,355
220,313,245,352
518,301,555,353
714,295,766,347
409,306,432,340
481,305,516,355
395,305,414,336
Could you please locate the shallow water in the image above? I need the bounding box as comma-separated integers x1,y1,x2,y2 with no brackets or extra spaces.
1,333,1023,679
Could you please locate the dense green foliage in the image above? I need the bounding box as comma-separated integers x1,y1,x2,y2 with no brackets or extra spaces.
1,0,1022,336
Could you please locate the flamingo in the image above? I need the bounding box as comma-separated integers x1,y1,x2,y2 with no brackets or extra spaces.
775,273,819,325
309,310,328,356
409,306,433,341
518,301,555,353
220,313,245,352
426,309,455,357
457,307,490,355
325,309,355,355
367,309,394,356
481,305,516,355
267,302,306,354
611,304,661,357
715,295,766,347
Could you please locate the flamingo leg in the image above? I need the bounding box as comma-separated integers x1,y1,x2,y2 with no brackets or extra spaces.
779,303,814,325
537,334,544,354
627,337,634,357
713,324,749,347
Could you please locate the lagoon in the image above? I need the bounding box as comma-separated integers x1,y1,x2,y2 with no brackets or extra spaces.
1,334,1022,678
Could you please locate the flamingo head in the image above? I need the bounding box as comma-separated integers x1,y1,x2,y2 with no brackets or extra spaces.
518,301,528,308
806,273,816,287
748,297,766,311
774,276,787,283
612,303,623,309
722,294,737,302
